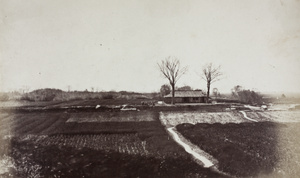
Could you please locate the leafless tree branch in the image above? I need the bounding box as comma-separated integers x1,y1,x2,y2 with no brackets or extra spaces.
202,63,223,103
158,56,188,104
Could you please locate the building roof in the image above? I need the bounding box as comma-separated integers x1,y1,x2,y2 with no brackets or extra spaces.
164,90,206,98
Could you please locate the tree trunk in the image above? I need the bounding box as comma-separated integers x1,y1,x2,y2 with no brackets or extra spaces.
206,82,210,103
171,84,175,105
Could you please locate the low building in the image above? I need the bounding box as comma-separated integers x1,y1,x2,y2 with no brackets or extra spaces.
164,90,207,104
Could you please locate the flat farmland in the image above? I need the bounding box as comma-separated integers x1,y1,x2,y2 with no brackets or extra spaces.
174,112,300,177
3,108,299,177
0,111,224,178
67,111,155,123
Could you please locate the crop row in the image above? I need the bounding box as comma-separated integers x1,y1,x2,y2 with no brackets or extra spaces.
0,113,71,138
35,134,148,156
0,115,14,137
0,114,34,137
0,113,11,124
67,111,155,123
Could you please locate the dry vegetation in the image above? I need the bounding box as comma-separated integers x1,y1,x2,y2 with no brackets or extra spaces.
159,111,248,127
159,110,300,127
245,111,300,122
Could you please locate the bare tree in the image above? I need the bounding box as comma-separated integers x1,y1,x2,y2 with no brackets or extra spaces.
158,56,188,104
202,63,223,103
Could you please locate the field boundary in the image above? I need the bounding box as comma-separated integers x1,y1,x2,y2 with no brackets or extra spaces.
239,111,258,122
167,127,216,168
160,114,232,177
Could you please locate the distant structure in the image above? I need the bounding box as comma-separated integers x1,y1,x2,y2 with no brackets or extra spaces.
164,90,207,104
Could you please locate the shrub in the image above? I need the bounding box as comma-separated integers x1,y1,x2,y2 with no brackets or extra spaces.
102,94,114,99
20,95,35,101
0,93,9,101
232,86,263,105
237,90,263,104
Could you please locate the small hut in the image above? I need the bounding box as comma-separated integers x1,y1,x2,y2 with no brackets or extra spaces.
164,90,207,104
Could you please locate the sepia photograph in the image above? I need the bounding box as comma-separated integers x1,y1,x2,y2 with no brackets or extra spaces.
1,0,300,177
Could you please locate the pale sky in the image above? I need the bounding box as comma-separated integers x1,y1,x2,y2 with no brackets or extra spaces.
1,0,300,93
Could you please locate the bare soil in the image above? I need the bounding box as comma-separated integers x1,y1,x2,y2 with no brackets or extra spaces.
0,111,225,178
2,103,299,177
176,121,300,177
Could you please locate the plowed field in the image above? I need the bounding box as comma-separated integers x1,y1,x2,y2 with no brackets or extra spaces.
0,111,224,178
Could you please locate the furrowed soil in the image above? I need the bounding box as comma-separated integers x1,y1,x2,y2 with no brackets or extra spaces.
0,111,225,178
66,111,156,122
176,121,300,177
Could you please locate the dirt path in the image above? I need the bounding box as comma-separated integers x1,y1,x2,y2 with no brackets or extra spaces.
167,127,215,168
239,111,258,122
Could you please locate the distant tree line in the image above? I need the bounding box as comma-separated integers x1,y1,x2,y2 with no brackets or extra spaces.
0,88,159,102
231,85,263,105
